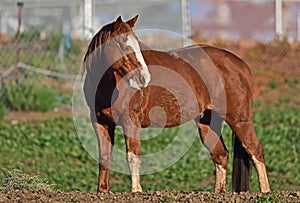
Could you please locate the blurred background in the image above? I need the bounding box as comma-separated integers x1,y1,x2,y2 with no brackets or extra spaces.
0,0,299,193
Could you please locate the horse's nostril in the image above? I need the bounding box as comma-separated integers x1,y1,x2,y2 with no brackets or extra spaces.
139,75,145,84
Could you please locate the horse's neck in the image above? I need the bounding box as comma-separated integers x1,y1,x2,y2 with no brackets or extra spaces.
139,41,152,52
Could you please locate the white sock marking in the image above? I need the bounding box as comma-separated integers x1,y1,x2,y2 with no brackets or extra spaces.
127,152,142,192
215,164,227,192
252,155,270,193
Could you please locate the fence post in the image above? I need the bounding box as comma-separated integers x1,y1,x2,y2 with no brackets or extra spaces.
16,2,24,83
275,0,283,40
181,0,191,46
84,0,93,39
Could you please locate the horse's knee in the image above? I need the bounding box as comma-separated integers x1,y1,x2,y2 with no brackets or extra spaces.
251,143,265,163
198,123,228,168
99,156,111,168
229,121,265,160
211,146,229,168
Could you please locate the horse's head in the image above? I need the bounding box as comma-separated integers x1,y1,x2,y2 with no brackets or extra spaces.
104,15,150,90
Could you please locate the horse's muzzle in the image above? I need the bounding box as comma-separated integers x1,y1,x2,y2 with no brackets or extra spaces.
128,68,151,90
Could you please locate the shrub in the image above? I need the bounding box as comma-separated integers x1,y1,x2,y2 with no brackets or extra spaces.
268,80,278,89
20,27,42,43
45,33,63,52
3,80,60,112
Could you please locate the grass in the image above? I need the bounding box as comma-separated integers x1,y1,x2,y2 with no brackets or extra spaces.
0,106,299,193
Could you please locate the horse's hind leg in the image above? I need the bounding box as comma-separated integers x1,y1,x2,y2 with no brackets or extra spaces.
197,110,228,193
228,119,270,193
122,123,142,192
92,119,115,193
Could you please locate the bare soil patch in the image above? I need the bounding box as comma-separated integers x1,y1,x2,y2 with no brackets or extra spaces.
6,108,72,123
0,190,299,203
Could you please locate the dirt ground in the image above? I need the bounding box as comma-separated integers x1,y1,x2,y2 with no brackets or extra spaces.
0,190,299,203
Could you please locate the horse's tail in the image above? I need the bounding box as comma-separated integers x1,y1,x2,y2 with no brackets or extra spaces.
232,132,250,192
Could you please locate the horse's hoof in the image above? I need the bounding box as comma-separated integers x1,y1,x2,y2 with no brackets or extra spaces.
98,188,109,193
131,187,142,193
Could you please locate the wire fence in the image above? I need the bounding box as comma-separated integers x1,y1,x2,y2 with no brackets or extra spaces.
0,0,300,114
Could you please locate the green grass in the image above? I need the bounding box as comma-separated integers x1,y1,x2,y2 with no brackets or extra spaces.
0,108,299,193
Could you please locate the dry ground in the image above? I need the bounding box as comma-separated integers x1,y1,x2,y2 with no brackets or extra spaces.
1,190,300,203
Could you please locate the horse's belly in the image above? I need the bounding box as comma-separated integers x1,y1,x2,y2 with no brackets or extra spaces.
143,108,197,128
141,86,200,128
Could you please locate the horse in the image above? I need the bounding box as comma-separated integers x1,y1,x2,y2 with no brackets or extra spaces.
82,15,270,193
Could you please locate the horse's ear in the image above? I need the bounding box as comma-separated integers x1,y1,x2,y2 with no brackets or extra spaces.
126,15,139,28
114,16,123,31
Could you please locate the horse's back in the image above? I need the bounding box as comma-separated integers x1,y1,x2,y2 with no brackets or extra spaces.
170,44,254,121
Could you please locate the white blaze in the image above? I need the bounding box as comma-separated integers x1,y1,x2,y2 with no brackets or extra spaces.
127,35,151,87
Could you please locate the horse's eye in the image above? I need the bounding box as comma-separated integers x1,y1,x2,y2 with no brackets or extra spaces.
122,45,130,51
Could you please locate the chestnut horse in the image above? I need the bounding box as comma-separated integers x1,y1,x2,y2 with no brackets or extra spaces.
82,15,270,193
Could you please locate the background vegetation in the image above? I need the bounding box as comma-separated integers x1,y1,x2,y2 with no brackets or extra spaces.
0,106,299,192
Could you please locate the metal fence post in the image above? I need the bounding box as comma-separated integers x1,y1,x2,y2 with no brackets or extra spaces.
16,2,24,83
275,0,283,40
181,0,191,46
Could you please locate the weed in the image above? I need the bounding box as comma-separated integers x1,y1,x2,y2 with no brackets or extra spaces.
0,102,5,120
287,79,300,89
255,194,280,203
268,80,278,89
278,96,290,105
0,169,53,192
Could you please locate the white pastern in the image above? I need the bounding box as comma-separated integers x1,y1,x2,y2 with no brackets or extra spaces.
215,164,227,192
127,36,151,87
251,155,270,193
127,152,142,192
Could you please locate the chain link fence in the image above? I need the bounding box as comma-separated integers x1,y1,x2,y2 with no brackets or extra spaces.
0,0,300,115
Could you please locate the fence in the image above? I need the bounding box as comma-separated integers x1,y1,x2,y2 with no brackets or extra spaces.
0,0,300,109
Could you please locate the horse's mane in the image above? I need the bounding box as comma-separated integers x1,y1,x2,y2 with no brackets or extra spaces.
82,22,115,73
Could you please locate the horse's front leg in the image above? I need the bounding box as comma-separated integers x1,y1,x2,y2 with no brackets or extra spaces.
92,121,115,193
122,122,142,192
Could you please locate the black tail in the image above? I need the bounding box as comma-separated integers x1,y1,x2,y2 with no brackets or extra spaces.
232,133,250,192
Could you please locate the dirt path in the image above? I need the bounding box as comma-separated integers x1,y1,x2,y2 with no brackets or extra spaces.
6,109,73,122
0,190,299,203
